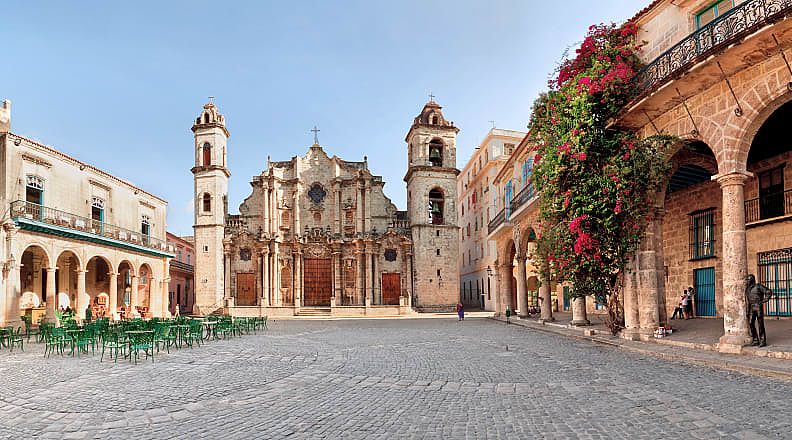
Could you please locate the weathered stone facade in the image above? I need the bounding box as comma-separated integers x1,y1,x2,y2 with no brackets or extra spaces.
486,0,792,353
0,99,174,326
193,100,460,316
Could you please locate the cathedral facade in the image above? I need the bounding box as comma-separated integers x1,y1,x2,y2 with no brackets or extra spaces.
191,100,459,316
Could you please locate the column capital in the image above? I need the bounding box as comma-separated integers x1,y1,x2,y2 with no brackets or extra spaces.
713,171,752,188
76,269,88,274
45,267,57,273
515,255,527,263
107,272,119,277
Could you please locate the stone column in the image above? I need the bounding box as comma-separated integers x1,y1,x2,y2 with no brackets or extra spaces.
45,267,56,322
621,256,640,340
332,248,341,304
261,248,270,307
59,262,70,310
294,249,302,310
364,182,372,232
262,184,270,235
371,247,379,305
4,260,22,327
654,207,668,325
364,243,373,305
129,274,139,313
539,262,554,322
160,277,170,317
223,249,232,305
108,272,118,320
571,296,589,326
515,255,528,318
637,212,660,335
498,263,514,315
717,172,753,352
76,269,87,321
357,248,366,307
357,184,365,233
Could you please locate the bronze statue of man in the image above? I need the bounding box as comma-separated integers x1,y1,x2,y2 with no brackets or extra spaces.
745,274,773,347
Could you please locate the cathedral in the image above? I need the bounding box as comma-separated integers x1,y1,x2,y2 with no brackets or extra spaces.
191,99,460,317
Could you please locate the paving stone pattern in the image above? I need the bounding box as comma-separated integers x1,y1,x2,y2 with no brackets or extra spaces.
0,318,790,439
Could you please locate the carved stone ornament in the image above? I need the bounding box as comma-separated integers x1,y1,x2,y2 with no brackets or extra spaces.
384,249,397,262
305,243,330,258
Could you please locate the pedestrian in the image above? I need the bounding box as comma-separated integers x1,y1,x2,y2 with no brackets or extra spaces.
85,305,92,322
456,302,464,321
686,286,695,319
671,290,685,319
174,303,180,317
681,289,691,319
505,305,511,324
745,274,773,347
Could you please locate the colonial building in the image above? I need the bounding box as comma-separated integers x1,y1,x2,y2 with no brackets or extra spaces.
620,0,792,351
192,99,460,317
458,128,524,311
167,233,194,315
0,99,174,327
489,0,792,353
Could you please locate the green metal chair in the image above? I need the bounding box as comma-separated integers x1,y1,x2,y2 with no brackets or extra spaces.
128,331,154,364
8,327,24,352
44,327,67,357
100,330,125,363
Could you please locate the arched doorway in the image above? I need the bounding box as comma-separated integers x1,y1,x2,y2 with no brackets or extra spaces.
20,245,50,324
54,250,80,315
137,263,153,317
85,256,111,319
746,100,792,316
666,140,719,318
117,261,135,318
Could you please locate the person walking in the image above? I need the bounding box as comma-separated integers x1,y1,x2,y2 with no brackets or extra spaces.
505,305,512,324
456,302,464,321
745,274,773,347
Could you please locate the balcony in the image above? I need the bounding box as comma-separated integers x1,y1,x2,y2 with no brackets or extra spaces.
745,189,792,224
10,200,174,257
488,208,506,235
510,184,535,215
170,259,194,273
634,0,792,98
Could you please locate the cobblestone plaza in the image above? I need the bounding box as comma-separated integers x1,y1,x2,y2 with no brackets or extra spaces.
0,318,790,439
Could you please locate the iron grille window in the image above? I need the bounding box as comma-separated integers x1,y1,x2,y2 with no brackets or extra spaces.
758,248,792,316
689,209,715,259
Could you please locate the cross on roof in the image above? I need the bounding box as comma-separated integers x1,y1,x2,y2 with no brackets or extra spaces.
428,92,435,103
310,126,320,145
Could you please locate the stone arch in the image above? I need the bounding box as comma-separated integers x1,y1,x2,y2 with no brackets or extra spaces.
137,262,154,315
728,83,792,173
496,238,517,314
84,255,113,315
19,244,50,311
428,187,445,225
428,137,444,167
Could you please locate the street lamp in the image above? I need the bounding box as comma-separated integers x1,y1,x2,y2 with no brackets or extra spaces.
486,265,493,277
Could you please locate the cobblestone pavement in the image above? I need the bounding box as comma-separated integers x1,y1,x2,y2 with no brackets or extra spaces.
0,318,791,439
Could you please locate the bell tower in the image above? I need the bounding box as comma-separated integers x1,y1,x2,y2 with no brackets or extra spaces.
191,99,230,314
404,98,460,312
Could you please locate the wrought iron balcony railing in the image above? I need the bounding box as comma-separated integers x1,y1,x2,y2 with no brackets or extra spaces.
10,200,173,253
510,184,535,214
488,208,506,235
634,0,792,97
745,189,792,223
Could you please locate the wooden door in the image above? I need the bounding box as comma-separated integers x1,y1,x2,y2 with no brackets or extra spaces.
304,258,332,306
236,272,256,306
382,273,401,305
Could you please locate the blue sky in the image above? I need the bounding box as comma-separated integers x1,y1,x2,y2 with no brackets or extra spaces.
2,1,642,236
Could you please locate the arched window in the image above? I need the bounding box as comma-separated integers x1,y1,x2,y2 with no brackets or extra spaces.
202,143,212,166
428,188,444,225
202,193,212,213
429,138,444,167
203,113,210,124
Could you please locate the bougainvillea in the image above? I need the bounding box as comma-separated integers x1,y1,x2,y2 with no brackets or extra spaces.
528,23,675,333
